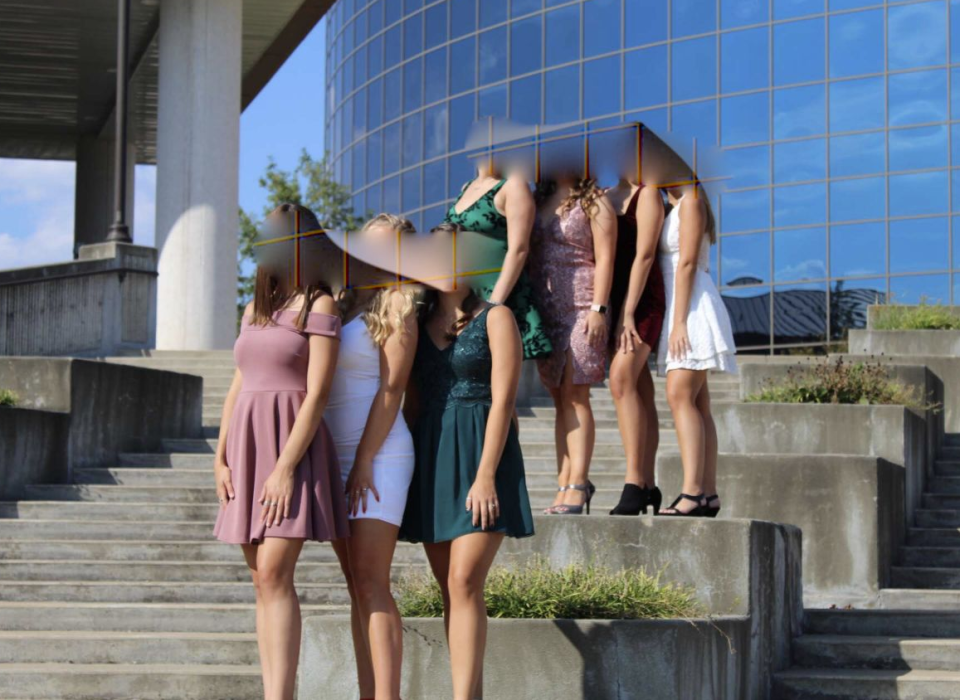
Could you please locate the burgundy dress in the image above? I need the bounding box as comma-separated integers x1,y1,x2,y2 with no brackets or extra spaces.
609,186,666,350
213,309,350,545
530,204,611,388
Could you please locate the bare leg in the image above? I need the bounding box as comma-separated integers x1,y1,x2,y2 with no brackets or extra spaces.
637,363,660,488
349,519,403,700
663,369,707,514
609,343,653,487
697,381,720,509
548,386,571,509
424,542,452,639
241,544,272,697
332,538,375,699
559,352,595,509
256,537,306,700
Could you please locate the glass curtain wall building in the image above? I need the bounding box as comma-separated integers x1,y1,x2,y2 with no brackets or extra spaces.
325,0,960,352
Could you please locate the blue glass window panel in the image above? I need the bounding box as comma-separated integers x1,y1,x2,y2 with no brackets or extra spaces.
383,175,400,213
626,0,666,46
367,78,383,130
774,139,825,184
584,56,621,119
511,15,542,75
831,222,886,277
828,10,883,79
385,25,401,66
888,1,946,71
952,68,960,118
772,84,825,140
726,146,770,188
888,69,948,127
367,129,382,181
625,107,668,133
424,159,446,205
722,286,772,346
402,167,422,212
404,14,423,59
829,177,885,222
722,27,769,93
890,171,949,217
672,37,716,101
384,68,402,122
352,143,366,191
890,274,951,304
450,0,476,38
354,45,367,90
774,282,828,343
402,111,422,167
367,36,383,80
775,227,827,282
830,0,880,9
403,58,423,113
774,0,824,20
774,182,826,227
625,46,667,110
546,6,580,67
510,74,541,124
773,18,825,86
890,217,949,273
425,47,447,105
722,92,769,146
478,84,507,118
369,0,384,34
955,218,960,268
383,121,401,174
353,89,367,141
449,93,476,150
424,103,449,159
479,28,507,85
829,77,884,133
673,0,717,37
953,124,960,167
425,4,447,50
448,152,475,195
890,125,948,172
513,0,542,16
673,100,717,149
450,38,476,94
721,232,770,285
545,65,580,124
404,0,423,14
722,189,771,232
722,0,768,28
365,182,382,215
953,171,960,212
406,211,423,233
480,0,507,28
585,0,621,57
423,204,449,230
829,132,884,178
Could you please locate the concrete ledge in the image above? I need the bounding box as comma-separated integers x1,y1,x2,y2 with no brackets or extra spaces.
658,454,903,607
867,304,960,329
0,408,69,499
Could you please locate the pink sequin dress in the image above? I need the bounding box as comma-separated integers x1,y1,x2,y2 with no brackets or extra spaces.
530,204,611,388
213,309,351,545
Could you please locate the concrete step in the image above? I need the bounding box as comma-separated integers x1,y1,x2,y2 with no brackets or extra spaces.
0,501,219,521
946,435,960,448
922,493,960,510
891,567,960,589
773,668,960,699
935,460,960,477
0,662,262,700
879,588,960,610
806,609,960,638
916,510,960,528
907,527,960,547
941,445,960,460
0,519,220,540
0,630,259,665
900,546,960,568
928,477,960,494
792,634,960,671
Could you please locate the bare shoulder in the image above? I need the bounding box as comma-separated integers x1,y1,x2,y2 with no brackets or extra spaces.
638,186,663,207
310,293,338,315
486,303,518,333
681,193,707,216
502,174,534,201
243,301,254,317
593,192,617,219
384,286,414,313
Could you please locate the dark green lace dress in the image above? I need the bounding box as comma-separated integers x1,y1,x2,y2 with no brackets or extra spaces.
399,307,535,544
444,180,553,360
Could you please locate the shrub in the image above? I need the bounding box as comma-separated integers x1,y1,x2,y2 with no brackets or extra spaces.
872,301,960,331
0,389,17,407
747,357,932,408
396,558,703,620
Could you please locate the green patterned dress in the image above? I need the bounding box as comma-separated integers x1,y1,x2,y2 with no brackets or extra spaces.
443,180,553,360
399,307,535,544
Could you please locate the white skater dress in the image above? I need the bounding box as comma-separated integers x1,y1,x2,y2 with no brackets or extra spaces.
324,316,415,527
657,195,738,376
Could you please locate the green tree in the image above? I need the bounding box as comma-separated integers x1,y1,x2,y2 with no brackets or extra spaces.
237,150,366,322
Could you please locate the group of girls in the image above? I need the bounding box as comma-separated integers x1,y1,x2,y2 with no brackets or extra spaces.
210,156,736,700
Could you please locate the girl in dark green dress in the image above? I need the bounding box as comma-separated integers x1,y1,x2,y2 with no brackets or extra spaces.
400,257,534,699
444,168,553,360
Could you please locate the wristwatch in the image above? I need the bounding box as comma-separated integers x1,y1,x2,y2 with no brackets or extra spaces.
590,304,608,314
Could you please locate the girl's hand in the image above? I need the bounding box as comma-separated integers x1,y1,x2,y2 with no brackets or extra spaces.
584,310,607,349
259,468,295,527
345,459,380,516
669,322,692,361
214,462,235,507
618,317,642,354
466,476,500,530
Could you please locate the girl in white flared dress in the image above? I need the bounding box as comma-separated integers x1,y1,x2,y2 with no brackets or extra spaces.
657,185,737,517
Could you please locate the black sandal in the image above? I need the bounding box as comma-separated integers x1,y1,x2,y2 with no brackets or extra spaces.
703,494,721,518
659,493,706,517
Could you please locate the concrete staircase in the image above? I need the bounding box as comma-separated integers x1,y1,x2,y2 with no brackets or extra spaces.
774,434,960,699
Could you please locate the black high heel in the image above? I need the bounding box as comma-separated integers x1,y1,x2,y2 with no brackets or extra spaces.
609,485,663,516
551,481,595,515
659,493,706,517
703,494,721,518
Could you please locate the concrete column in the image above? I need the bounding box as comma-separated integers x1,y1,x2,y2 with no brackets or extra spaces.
74,135,136,257
154,0,241,350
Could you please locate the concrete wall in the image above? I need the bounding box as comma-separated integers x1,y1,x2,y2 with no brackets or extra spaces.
0,358,202,489
0,408,69,499
658,454,903,607
0,242,157,357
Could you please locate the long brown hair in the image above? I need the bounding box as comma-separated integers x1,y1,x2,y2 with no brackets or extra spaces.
535,178,604,218
252,203,332,331
417,222,484,340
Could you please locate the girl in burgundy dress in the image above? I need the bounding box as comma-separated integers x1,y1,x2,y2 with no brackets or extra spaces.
212,203,350,700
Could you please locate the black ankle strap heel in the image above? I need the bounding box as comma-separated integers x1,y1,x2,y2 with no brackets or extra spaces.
659,493,706,517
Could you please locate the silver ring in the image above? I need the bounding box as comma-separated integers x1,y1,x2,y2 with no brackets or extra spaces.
361,487,369,493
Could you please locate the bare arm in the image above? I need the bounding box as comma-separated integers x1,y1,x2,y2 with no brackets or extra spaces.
585,195,617,349
489,175,536,304
467,305,522,530
214,303,251,504
618,188,664,351
345,292,419,515
260,294,341,526
668,195,707,360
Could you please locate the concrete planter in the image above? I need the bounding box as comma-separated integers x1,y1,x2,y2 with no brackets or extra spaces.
0,408,69,499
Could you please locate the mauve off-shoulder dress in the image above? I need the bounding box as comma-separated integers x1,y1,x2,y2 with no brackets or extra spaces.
213,309,351,545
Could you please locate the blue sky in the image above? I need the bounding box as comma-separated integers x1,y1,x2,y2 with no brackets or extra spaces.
0,20,326,270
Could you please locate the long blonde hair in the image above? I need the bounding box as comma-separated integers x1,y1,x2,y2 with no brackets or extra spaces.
536,178,604,218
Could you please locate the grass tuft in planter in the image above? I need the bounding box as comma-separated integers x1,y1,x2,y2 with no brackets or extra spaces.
396,558,703,620
872,301,960,331
0,389,17,407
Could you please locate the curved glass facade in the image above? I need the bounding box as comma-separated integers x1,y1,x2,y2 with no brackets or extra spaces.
325,0,960,351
